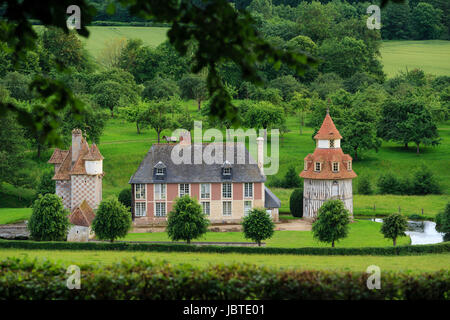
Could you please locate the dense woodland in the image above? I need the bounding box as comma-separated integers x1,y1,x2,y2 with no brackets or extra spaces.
0,0,449,207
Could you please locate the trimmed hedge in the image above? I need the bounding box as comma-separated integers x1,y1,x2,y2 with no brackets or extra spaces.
0,258,449,299
0,239,449,256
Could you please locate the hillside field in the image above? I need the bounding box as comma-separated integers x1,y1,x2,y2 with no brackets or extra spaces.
73,26,450,78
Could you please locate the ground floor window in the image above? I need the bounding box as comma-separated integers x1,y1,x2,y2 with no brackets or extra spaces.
155,202,166,217
244,200,252,216
135,202,146,217
201,201,210,216
222,201,232,216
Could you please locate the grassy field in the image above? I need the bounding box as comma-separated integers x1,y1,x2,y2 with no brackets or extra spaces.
0,208,32,225
381,40,450,77
123,220,410,247
0,248,448,272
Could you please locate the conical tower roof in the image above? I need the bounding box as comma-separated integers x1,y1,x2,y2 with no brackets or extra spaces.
314,112,342,140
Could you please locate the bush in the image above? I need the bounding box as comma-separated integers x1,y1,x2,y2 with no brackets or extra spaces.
357,175,373,195
92,198,132,242
283,166,302,188
242,208,275,246
435,202,450,237
118,188,132,210
411,164,441,195
167,195,209,244
36,169,55,196
381,213,408,246
28,194,69,241
289,188,303,218
312,200,351,247
1,258,449,300
377,172,401,194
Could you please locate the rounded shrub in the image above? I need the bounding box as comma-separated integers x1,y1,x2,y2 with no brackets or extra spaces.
312,200,351,247
289,187,303,218
28,194,70,241
242,208,275,246
92,198,132,242
118,188,132,210
381,213,408,246
357,175,373,195
167,195,209,244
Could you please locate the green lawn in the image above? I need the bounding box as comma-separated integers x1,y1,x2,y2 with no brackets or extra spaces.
124,220,410,247
381,40,450,77
0,208,31,225
0,248,447,272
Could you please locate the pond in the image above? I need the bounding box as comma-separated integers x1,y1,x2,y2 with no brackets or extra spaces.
369,218,444,245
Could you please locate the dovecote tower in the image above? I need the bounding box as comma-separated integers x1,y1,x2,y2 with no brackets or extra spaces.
300,111,357,218
48,129,104,212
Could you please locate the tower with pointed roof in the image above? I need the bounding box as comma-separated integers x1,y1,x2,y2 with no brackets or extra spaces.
48,129,104,212
300,111,356,218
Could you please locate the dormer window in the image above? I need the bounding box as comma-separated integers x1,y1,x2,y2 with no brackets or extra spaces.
154,161,166,180
223,168,231,175
329,139,335,148
304,161,308,171
347,161,352,171
332,162,339,173
222,160,232,178
156,168,164,175
315,162,321,172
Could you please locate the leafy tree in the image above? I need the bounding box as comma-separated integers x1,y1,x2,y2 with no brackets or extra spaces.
36,170,55,196
141,99,177,143
380,213,408,246
357,175,373,195
167,195,209,244
411,164,441,195
411,2,444,39
283,166,302,188
435,202,450,240
142,76,180,100
97,37,127,69
28,194,69,241
297,1,334,43
120,99,149,134
344,72,378,94
1,72,33,101
178,74,208,111
377,172,401,195
310,73,344,99
268,75,303,101
92,197,132,242
312,200,351,247
118,188,132,211
381,1,412,39
289,187,304,218
93,81,125,118
247,86,282,105
242,207,275,246
243,101,285,139
290,92,311,134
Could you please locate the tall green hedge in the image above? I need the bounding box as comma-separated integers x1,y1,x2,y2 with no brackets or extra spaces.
0,258,448,299
0,239,448,256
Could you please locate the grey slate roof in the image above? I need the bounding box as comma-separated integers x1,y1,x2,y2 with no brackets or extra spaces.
264,186,281,208
129,143,266,184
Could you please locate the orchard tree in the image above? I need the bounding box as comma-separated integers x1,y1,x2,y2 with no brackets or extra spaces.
380,213,408,246
289,187,304,218
268,75,303,101
141,99,178,143
290,92,311,135
242,208,275,246
178,74,209,111
142,76,180,101
28,194,69,241
120,99,149,134
92,198,132,242
312,200,351,247
167,195,209,244
243,101,285,139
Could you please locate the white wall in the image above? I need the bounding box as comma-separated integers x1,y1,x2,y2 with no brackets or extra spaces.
85,160,102,175
317,139,340,148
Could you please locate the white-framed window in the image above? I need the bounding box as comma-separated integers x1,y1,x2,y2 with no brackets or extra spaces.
154,183,166,200
179,184,190,197
201,183,210,199
135,202,146,217
222,183,232,199
348,161,352,171
304,161,308,171
135,184,146,200
244,183,253,198
155,202,166,217
223,167,231,175
201,201,210,216
315,162,321,172
329,139,335,148
222,201,232,216
332,162,339,173
244,200,252,216
156,167,164,175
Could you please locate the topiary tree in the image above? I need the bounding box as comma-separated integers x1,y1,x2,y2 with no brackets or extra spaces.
357,175,373,195
92,198,132,242
36,169,55,196
312,200,351,247
289,187,303,218
28,193,70,241
167,195,209,244
242,208,275,246
118,188,132,211
435,202,450,241
380,213,408,246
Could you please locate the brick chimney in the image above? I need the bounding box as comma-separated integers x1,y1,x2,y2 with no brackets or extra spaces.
179,131,191,146
256,137,264,175
72,128,82,163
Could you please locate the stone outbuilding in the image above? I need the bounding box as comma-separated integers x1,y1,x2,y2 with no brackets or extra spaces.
67,200,96,242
